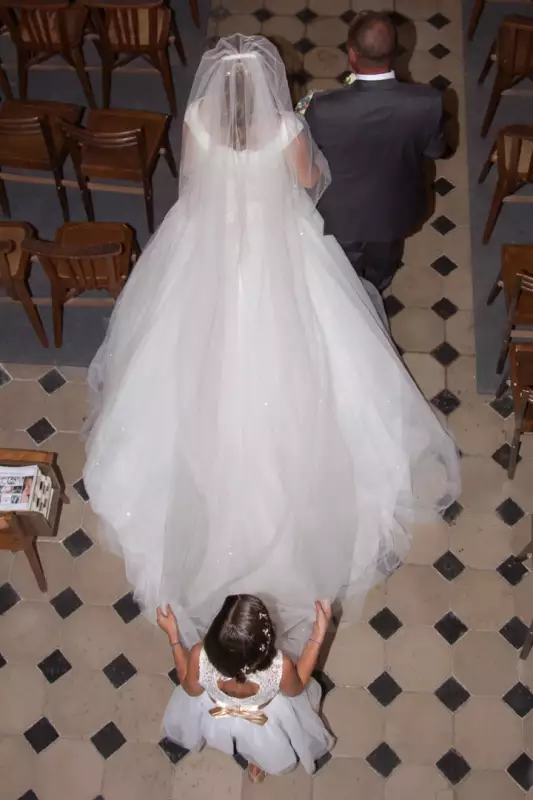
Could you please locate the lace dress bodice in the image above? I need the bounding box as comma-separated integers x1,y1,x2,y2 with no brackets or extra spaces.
199,648,283,711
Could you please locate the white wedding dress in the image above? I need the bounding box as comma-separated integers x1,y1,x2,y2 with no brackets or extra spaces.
84,35,460,654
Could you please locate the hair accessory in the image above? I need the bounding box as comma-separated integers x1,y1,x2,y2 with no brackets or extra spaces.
259,643,266,652
222,52,257,61
258,612,267,620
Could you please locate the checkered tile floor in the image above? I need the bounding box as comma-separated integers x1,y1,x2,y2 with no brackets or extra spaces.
2,1,533,799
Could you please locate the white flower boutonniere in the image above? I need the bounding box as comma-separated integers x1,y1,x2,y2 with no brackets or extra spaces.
295,73,356,116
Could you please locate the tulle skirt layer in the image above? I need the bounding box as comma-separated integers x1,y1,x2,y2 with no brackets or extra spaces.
162,680,333,775
83,199,460,652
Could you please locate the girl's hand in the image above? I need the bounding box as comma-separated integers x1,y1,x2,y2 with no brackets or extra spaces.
312,599,332,642
157,604,180,643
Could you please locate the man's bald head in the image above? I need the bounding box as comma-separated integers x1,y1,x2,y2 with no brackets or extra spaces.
347,12,397,72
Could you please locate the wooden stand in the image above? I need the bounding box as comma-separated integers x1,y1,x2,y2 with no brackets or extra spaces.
0,448,68,592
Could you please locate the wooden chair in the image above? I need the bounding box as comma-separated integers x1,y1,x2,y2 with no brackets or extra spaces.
505,343,533,481
61,108,177,233
0,99,82,222
478,16,533,138
468,0,533,41
494,267,533,375
91,0,186,116
22,221,135,346
0,447,68,593
0,1,95,107
0,220,48,346
478,125,533,244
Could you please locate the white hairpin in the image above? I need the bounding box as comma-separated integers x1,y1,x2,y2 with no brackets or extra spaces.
222,53,257,61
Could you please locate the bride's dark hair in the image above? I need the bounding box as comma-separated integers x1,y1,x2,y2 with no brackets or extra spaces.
204,594,277,683
223,62,254,151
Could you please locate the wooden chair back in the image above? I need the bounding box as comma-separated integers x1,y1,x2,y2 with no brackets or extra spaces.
61,120,149,180
1,2,73,52
510,343,533,433
93,2,169,52
497,125,533,184
0,113,58,166
21,237,124,297
497,15,533,76
502,245,533,324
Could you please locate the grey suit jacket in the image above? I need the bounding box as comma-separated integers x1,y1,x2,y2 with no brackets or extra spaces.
306,79,445,244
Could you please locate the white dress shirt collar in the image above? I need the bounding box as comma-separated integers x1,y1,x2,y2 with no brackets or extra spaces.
354,70,396,81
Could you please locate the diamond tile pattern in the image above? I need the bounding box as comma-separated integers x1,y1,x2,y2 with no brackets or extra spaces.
2,0,532,795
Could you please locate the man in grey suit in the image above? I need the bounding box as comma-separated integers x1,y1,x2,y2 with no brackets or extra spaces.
306,11,446,292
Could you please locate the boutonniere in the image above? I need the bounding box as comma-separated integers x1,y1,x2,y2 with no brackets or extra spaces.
295,73,356,116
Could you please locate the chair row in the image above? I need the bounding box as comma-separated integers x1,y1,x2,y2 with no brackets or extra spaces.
0,0,198,115
0,99,177,232
468,0,532,40
0,219,138,348
474,15,533,140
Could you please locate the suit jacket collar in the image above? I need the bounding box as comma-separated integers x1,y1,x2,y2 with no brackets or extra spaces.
351,78,399,92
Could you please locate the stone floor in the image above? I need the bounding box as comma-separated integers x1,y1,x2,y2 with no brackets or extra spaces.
2,1,533,799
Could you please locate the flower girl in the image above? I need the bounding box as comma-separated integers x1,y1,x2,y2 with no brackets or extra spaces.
157,595,334,783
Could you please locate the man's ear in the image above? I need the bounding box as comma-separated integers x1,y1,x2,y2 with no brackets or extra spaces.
348,48,358,73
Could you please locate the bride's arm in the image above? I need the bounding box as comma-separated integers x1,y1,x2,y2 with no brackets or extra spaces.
288,132,321,189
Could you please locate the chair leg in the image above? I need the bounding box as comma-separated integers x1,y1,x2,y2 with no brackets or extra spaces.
101,56,113,109
70,47,96,109
163,133,178,178
508,395,528,479
16,50,28,100
481,70,511,138
494,371,509,400
53,168,70,223
13,279,48,347
0,172,10,218
482,180,506,244
51,290,65,348
487,271,502,305
478,41,495,85
467,0,485,40
0,65,12,99
496,322,513,375
478,149,495,184
158,50,177,117
77,173,95,222
143,179,155,234
520,622,533,660
24,538,47,592
189,0,200,27
171,18,187,66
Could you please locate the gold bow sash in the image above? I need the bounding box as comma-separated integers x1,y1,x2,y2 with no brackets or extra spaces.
208,706,268,726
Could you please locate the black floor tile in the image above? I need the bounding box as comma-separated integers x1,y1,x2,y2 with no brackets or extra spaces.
296,7,317,23
295,37,314,54
24,718,59,753
503,683,533,718
113,592,142,624
367,672,402,707
507,753,533,791
62,528,94,558
384,295,405,318
312,668,335,698
436,749,471,785
491,443,522,471
489,393,514,419
434,612,469,645
430,342,460,367
91,722,126,759
441,500,464,526
430,255,457,276
428,12,450,28
429,44,451,60
369,607,403,640
431,297,458,320
499,616,529,649
253,8,271,22
0,365,11,386
431,213,455,234
26,417,56,445
38,368,66,395
38,649,72,684
103,654,137,689
366,742,401,778
497,556,528,586
495,499,526,528
50,587,83,619
0,652,6,668
435,677,470,712
168,667,180,686
433,551,465,581
18,792,39,800
72,478,89,503
431,389,461,416
0,582,20,614
314,751,332,773
159,737,189,765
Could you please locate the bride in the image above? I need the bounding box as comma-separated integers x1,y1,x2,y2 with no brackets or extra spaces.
84,35,460,653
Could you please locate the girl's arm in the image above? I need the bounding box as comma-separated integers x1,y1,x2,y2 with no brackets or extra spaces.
157,605,204,697
279,601,331,697
289,133,321,189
